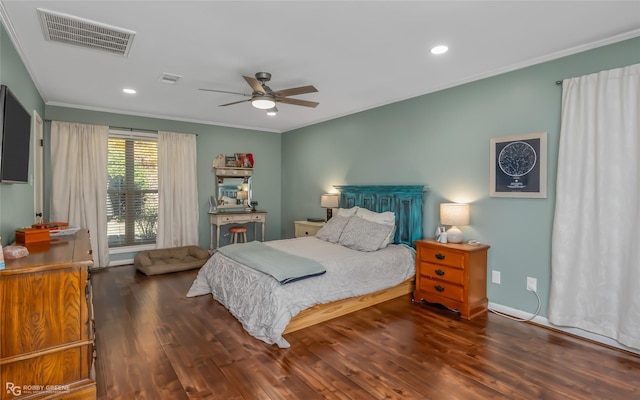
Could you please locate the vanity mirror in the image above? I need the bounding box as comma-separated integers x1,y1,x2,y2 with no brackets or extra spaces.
212,153,254,212
215,177,252,210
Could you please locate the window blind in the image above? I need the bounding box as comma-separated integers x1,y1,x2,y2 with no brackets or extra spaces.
107,131,158,247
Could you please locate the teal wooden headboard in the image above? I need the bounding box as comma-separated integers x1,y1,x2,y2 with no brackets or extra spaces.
333,185,427,248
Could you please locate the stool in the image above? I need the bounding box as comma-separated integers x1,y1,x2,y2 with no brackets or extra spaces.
229,226,248,244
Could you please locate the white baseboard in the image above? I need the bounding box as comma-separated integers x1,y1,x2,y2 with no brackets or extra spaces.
488,301,639,355
108,258,134,267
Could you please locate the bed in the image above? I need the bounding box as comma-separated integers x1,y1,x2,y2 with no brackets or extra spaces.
187,185,426,347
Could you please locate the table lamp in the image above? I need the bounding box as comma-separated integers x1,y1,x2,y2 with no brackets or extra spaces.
237,190,248,205
440,203,470,244
321,194,339,221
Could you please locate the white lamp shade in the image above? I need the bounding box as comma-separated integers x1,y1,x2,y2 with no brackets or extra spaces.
320,194,339,208
440,203,470,243
440,203,470,226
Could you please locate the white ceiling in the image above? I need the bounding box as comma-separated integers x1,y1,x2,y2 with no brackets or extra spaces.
1,1,639,133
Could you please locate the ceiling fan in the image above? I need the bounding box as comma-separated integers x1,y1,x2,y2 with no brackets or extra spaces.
199,72,319,114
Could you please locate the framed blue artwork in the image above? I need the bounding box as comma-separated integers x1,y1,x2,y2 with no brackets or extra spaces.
490,131,547,198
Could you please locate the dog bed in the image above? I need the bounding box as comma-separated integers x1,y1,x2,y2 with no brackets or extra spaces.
134,245,210,276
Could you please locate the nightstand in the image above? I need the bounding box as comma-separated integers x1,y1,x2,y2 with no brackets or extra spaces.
413,238,490,319
294,220,325,237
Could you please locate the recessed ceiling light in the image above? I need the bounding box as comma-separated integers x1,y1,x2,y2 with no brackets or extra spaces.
430,45,449,55
122,88,136,94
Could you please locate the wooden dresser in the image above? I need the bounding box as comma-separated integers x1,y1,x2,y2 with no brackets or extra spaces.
0,230,96,399
413,239,490,319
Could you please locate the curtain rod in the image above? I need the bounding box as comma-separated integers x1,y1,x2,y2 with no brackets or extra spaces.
44,120,197,135
109,126,158,134
555,80,563,85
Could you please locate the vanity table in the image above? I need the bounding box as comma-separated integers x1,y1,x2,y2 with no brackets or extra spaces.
210,155,266,249
209,210,267,250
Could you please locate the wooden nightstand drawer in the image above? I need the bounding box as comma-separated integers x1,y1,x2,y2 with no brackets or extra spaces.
419,262,464,285
420,247,464,268
419,276,464,303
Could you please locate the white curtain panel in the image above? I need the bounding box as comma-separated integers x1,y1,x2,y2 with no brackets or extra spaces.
50,121,109,268
157,131,199,248
549,64,640,350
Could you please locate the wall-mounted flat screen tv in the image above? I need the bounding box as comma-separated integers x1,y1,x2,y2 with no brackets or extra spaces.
0,85,31,183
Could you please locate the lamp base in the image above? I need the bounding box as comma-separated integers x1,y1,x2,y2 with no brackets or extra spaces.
446,226,464,243
326,208,333,221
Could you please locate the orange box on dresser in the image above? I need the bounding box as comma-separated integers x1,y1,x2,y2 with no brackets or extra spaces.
15,228,50,244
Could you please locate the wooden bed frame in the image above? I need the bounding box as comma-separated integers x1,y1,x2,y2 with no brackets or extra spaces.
284,185,426,335
284,277,415,334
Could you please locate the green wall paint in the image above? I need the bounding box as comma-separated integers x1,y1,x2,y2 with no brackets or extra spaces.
0,24,45,245
2,11,638,319
282,37,640,316
44,106,282,257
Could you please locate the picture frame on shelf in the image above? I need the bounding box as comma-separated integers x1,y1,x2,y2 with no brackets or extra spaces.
235,153,253,168
235,153,248,168
490,131,547,198
225,155,238,167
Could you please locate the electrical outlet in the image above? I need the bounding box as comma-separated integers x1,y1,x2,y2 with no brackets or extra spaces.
492,270,501,284
527,277,537,292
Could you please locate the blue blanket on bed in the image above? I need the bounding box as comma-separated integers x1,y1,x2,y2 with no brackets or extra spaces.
218,241,326,284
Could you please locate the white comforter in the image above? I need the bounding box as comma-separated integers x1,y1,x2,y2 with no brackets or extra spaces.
187,236,415,347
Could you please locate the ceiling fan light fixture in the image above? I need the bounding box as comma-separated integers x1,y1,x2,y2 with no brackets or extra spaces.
251,95,276,109
266,107,278,116
430,45,449,55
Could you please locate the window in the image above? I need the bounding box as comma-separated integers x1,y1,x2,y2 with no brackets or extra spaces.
107,130,158,248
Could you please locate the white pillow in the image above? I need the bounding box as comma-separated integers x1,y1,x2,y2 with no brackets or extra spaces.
355,208,396,247
338,216,394,252
337,206,359,217
355,207,395,224
316,215,350,243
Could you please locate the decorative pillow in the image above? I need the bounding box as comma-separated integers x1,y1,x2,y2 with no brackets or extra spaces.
316,215,351,243
355,208,396,247
338,215,394,252
337,206,359,217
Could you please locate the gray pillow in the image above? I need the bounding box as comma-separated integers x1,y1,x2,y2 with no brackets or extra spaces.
338,215,394,252
316,215,350,243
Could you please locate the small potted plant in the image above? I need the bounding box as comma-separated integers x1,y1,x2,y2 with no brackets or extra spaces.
250,201,258,212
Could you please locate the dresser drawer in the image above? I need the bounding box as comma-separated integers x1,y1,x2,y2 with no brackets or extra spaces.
419,276,464,303
250,214,265,221
420,247,464,268
418,262,464,285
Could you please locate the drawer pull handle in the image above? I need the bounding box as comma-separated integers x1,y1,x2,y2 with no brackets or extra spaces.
435,253,445,260
435,269,445,276
434,285,445,292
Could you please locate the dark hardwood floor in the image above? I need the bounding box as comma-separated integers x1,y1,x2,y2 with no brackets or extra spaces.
91,265,640,400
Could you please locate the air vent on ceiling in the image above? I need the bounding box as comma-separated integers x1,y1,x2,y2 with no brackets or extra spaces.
160,73,183,84
37,8,135,57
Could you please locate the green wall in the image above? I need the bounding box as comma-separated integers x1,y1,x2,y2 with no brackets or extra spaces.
281,37,640,316
0,24,45,245
44,106,282,261
2,10,639,318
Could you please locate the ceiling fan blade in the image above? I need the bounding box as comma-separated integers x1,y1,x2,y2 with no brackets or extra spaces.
273,85,318,97
243,75,266,94
277,97,319,108
199,88,250,96
219,99,251,107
